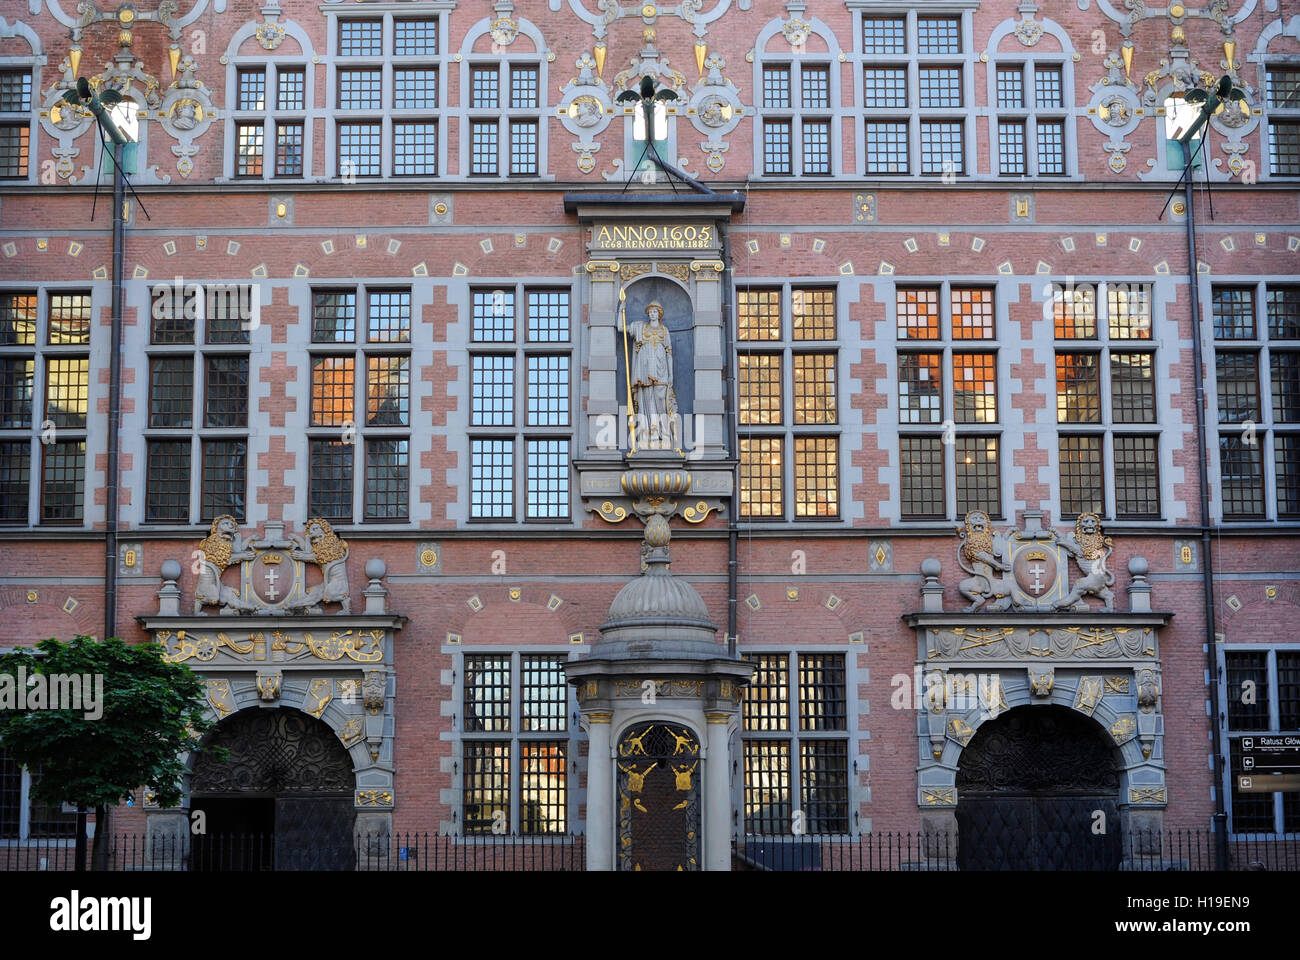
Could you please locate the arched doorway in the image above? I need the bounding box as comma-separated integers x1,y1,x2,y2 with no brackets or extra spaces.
955,706,1122,870
190,707,356,870
616,722,701,871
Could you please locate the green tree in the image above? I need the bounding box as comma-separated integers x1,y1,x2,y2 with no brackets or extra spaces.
0,635,219,870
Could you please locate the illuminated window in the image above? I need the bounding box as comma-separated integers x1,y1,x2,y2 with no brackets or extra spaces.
738,287,839,518
897,285,999,519
1053,281,1158,519
0,291,90,524
0,68,32,179
461,653,570,835
306,287,411,522
1212,283,1300,519
469,286,572,520
741,652,850,836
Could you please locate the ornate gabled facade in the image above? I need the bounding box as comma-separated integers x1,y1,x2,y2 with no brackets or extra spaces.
0,0,1298,871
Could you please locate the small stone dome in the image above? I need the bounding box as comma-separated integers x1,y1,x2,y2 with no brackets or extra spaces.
605,566,712,627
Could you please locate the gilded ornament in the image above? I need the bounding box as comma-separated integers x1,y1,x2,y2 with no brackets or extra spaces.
255,21,286,51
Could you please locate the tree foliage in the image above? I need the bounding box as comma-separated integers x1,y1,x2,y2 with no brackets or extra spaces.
0,635,218,810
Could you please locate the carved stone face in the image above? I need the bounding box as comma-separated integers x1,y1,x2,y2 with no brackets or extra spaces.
645,303,663,324
216,516,238,539
966,510,990,534
1077,513,1100,536
307,521,325,543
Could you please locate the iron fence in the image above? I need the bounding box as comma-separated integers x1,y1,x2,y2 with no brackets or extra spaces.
2,828,1297,871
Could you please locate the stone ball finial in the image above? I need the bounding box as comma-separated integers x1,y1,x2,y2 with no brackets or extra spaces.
161,559,182,581
921,558,942,578
1128,556,1149,577
365,558,387,580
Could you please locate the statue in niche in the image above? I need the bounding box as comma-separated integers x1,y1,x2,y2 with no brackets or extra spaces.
620,300,681,449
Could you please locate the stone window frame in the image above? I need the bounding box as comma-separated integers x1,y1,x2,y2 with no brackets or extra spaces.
141,285,251,526
0,743,77,844
454,649,577,838
0,287,91,527
305,285,414,525
753,56,839,178
466,282,575,524
847,3,979,179
1262,60,1300,180
736,283,843,522
221,22,317,182
894,281,1004,522
1217,643,1300,838
0,64,34,182
455,15,551,182
1051,280,1162,522
736,648,856,838
988,57,1072,178
319,7,451,181
1210,281,1300,521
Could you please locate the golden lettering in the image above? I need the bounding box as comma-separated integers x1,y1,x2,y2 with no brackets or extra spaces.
592,222,716,251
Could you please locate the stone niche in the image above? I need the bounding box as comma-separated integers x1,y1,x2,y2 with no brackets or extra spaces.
566,196,742,525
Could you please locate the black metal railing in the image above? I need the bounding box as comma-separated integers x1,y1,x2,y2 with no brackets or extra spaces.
3,828,1297,871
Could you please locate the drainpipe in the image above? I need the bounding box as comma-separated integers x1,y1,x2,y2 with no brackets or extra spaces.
105,139,124,644
1182,177,1228,870
720,223,738,659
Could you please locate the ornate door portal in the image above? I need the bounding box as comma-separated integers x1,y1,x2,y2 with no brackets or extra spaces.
955,707,1122,871
190,708,356,870
617,722,701,871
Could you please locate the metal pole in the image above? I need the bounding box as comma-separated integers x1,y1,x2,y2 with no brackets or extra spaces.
720,224,738,659
1184,173,1228,871
105,140,123,643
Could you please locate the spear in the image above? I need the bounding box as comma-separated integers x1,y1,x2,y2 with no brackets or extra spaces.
620,287,637,454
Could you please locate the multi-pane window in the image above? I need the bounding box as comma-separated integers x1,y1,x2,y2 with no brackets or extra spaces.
308,287,412,522
461,653,569,835
230,60,309,178
858,13,970,175
1265,67,1300,177
1222,649,1300,835
993,61,1069,176
1212,284,1300,519
738,287,840,518
334,16,441,178
0,747,77,840
466,60,543,176
758,61,834,175
469,287,572,520
1052,282,1159,519
144,284,250,523
896,286,1000,519
0,69,32,180
0,291,90,524
741,652,850,836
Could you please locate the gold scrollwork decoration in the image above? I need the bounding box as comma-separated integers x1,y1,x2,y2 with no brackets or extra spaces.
656,261,690,283
304,678,332,718
681,500,718,523
619,262,652,282
356,790,393,807
594,500,629,523
585,260,620,278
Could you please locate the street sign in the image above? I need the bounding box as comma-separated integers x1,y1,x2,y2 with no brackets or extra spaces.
1237,736,1300,790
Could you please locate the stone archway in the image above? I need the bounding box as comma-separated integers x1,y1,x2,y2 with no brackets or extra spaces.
190,707,356,870
955,706,1122,870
